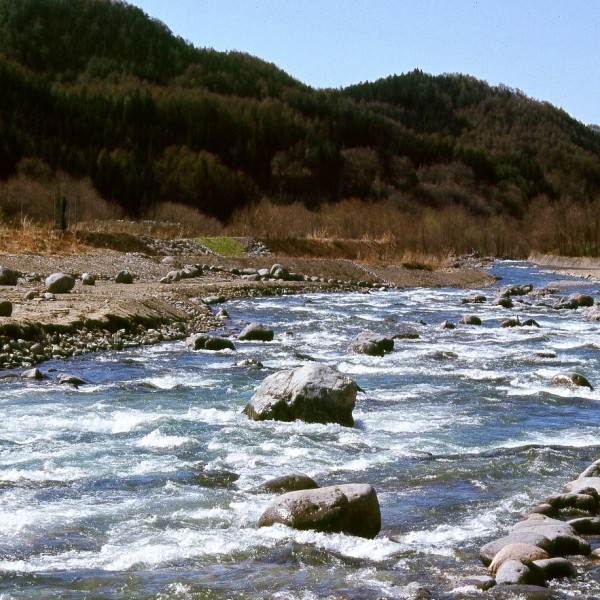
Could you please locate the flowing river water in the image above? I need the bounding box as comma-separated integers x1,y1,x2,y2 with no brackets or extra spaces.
1,261,600,599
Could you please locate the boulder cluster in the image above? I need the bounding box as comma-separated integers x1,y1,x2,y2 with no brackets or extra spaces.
472,459,600,590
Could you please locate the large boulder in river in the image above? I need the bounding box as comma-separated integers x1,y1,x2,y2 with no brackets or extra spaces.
348,331,394,356
258,483,381,538
238,322,274,341
243,363,358,426
0,265,19,286
45,272,75,294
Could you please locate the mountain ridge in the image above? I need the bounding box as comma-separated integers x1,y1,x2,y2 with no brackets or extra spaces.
0,0,598,224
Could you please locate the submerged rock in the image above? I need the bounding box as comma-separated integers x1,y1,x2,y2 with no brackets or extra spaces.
243,363,358,426
21,367,48,380
460,315,482,326
252,473,319,494
550,372,593,390
258,483,381,538
186,333,235,351
348,331,394,356
57,373,87,385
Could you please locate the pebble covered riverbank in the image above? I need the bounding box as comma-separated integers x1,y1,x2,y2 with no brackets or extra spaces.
0,239,495,372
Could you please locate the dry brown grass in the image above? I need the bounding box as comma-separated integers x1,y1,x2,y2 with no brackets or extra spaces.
4,166,599,259
0,221,85,255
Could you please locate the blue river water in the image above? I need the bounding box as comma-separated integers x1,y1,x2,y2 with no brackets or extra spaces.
0,261,599,599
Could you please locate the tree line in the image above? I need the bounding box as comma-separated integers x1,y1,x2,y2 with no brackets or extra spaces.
0,0,599,224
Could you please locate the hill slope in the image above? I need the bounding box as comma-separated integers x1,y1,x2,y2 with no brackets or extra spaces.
0,0,599,223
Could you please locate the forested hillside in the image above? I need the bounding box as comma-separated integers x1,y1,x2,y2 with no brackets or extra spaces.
0,0,599,228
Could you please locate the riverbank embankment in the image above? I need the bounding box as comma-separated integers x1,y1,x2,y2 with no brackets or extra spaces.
529,253,600,280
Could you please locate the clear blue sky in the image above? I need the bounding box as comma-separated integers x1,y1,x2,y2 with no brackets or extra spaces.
128,1,599,125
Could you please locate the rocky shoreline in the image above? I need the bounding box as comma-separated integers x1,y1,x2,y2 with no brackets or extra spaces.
0,242,494,373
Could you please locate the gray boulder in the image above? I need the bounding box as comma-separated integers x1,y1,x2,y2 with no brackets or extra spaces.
451,575,496,591
460,315,482,325
494,296,514,308
270,263,289,280
258,483,381,539
480,532,553,566
243,363,358,426
532,557,577,580
510,515,591,556
115,270,133,284
234,358,263,369
348,331,394,356
550,372,593,390
21,368,48,380
0,265,19,286
501,317,521,328
252,473,319,494
564,476,600,496
57,374,87,385
186,333,235,351
0,300,12,317
495,560,546,587
568,293,594,308
489,543,550,574
81,272,95,286
180,265,202,279
45,272,75,294
545,492,597,513
568,516,600,534
578,459,600,478
238,322,274,342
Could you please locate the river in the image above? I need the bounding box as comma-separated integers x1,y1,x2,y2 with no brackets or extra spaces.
0,261,599,599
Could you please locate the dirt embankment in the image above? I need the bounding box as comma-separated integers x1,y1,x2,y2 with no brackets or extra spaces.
0,238,495,371
529,253,600,279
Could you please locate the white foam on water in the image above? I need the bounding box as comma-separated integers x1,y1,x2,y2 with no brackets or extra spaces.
185,406,242,424
498,428,600,450
0,464,87,483
86,410,165,434
135,429,193,449
392,511,501,557
142,374,222,389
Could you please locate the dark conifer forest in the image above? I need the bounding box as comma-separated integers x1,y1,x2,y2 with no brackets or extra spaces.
1,0,599,228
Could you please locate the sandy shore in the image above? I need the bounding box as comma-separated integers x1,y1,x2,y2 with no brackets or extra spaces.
0,244,495,371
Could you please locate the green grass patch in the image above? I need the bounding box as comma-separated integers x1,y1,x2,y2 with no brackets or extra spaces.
196,236,245,256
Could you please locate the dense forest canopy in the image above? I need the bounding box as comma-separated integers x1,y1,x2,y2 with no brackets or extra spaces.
0,0,599,222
